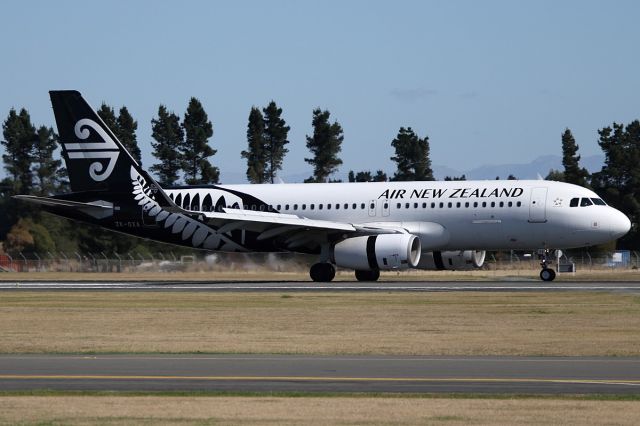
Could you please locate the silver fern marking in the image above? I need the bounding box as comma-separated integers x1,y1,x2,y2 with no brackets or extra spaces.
130,167,244,251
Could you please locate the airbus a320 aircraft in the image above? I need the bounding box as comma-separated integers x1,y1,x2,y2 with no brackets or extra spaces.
16,91,631,282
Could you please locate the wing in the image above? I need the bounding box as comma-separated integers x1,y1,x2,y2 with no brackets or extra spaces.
196,208,403,251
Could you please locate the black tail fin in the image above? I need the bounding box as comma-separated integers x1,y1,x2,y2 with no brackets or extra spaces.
50,91,174,207
50,90,139,192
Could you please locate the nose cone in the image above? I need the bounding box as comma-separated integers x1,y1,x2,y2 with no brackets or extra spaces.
610,209,631,239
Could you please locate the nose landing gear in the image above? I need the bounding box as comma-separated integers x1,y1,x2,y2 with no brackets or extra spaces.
539,249,556,282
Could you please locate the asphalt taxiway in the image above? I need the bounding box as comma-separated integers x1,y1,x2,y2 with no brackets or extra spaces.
1,280,640,293
1,355,638,394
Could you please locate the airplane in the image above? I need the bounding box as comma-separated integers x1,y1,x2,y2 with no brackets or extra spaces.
15,91,631,282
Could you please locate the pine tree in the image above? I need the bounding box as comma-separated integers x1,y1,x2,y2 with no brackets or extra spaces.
32,126,61,195
181,97,218,184
304,108,343,183
116,106,141,164
97,103,117,130
561,128,589,187
545,169,564,181
150,105,184,187
263,101,290,183
2,108,36,194
241,107,266,183
444,174,467,181
591,120,640,247
390,127,433,181
373,170,388,182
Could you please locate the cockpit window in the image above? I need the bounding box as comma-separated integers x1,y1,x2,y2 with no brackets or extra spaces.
591,198,606,206
570,198,579,207
580,198,593,207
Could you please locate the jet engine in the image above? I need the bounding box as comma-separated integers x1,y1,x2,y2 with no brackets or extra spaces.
333,234,421,271
417,250,486,270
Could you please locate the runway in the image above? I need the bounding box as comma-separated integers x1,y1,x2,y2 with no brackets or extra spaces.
1,280,640,292
1,355,639,394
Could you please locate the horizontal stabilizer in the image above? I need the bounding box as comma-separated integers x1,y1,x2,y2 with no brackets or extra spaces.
14,195,114,219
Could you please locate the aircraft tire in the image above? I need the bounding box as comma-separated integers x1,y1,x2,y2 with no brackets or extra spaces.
540,268,556,282
310,263,336,282
355,269,380,282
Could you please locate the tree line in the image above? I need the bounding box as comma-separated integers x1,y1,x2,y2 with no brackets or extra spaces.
1,95,639,256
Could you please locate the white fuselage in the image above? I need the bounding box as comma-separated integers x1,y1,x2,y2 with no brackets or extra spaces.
165,179,631,251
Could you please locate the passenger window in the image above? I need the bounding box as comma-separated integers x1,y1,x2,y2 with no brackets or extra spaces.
447,202,452,208
260,205,265,211
285,204,289,210
414,202,418,208
397,203,401,209
508,201,512,207
591,198,606,206
352,203,357,209
490,202,495,208
384,202,388,209
301,204,306,210
456,202,461,208
276,204,281,210
405,202,410,208
431,202,435,208
580,198,593,207
327,204,331,210
473,202,478,208
293,204,298,210
499,201,504,207
516,201,522,207
344,203,348,209
319,204,323,210
336,204,340,210
310,204,315,210
422,202,427,208
482,202,487,208
439,202,444,208
465,202,469,208
570,198,579,207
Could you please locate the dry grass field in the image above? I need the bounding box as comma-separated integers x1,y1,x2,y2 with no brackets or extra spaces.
0,396,639,425
1,267,640,282
0,291,639,355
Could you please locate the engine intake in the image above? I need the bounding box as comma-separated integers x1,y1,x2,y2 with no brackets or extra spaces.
418,250,486,270
333,234,421,271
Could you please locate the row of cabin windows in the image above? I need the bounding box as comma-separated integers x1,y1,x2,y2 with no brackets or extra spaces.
569,197,606,207
267,201,521,211
396,200,522,209
275,202,373,211
168,193,523,212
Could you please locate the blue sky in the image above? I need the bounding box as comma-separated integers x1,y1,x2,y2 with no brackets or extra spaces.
1,0,639,182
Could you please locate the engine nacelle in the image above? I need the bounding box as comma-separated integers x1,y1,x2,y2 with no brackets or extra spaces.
417,250,486,271
333,234,421,271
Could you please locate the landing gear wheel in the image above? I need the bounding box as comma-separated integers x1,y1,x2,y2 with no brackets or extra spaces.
355,269,380,282
310,263,336,282
540,268,556,282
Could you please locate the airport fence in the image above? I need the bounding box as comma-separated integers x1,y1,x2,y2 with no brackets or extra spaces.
0,251,314,273
0,250,638,273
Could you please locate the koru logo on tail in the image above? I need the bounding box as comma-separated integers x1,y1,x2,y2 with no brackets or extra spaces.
64,119,120,181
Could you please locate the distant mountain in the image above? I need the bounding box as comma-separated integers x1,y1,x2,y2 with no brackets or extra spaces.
220,154,605,184
433,154,604,181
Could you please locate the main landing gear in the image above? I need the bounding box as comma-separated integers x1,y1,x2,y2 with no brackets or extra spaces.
309,263,336,282
309,264,381,282
539,249,556,282
355,269,380,282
